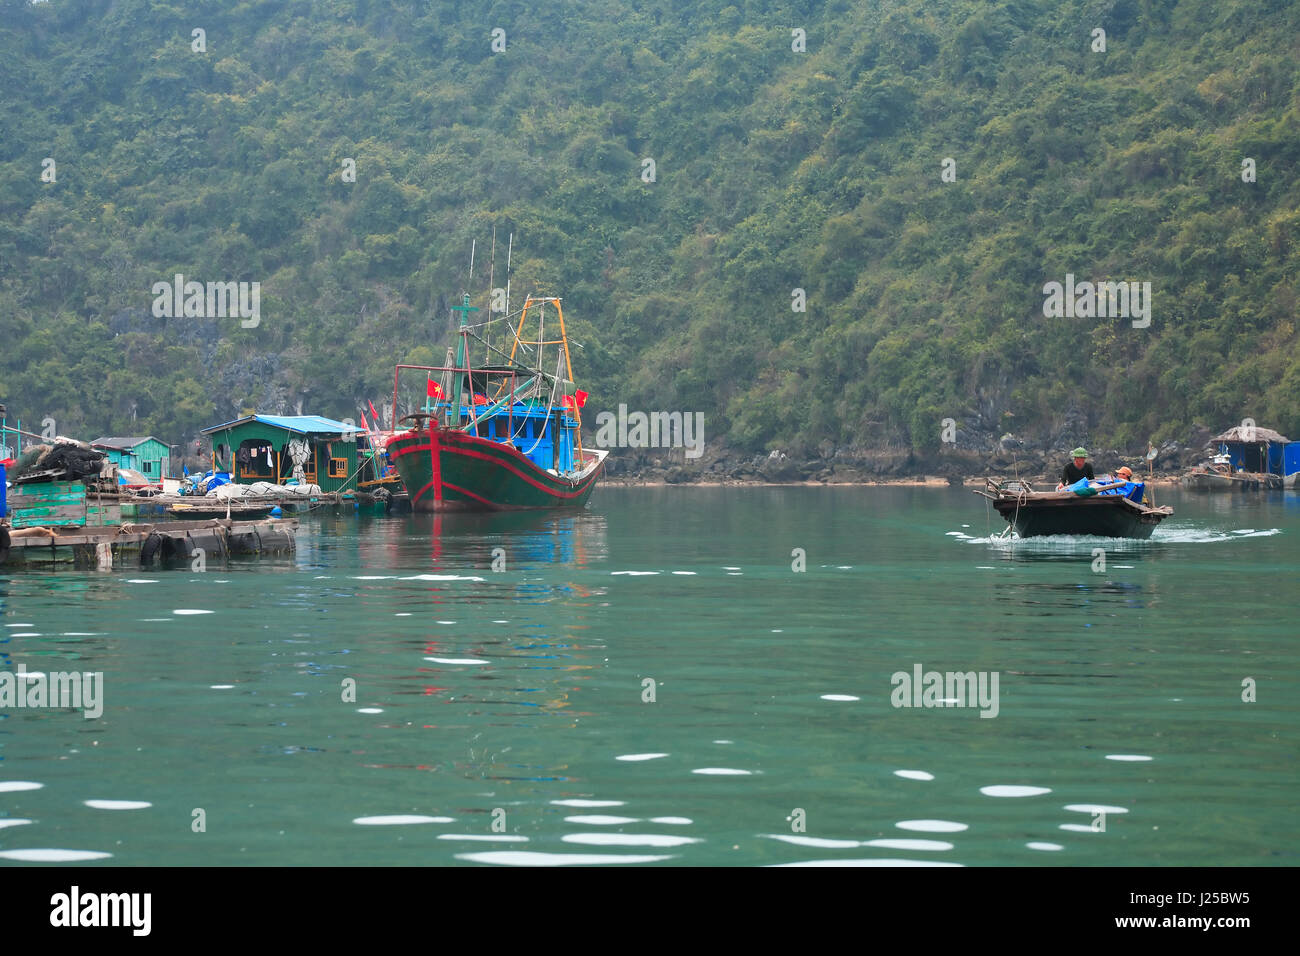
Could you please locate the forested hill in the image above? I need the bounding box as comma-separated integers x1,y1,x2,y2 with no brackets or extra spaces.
2,0,1298,462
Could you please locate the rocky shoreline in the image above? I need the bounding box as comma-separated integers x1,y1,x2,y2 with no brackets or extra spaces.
595,426,1220,487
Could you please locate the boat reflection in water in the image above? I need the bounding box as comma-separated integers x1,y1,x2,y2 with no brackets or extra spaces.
411,508,609,571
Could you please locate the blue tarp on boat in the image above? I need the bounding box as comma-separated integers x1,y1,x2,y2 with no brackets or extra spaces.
1097,480,1144,502
1070,478,1144,502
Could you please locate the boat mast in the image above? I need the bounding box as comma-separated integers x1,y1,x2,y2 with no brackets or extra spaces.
507,296,585,467
451,293,479,433
486,228,496,367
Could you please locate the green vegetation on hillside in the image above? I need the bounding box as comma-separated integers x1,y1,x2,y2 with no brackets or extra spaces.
2,0,1298,457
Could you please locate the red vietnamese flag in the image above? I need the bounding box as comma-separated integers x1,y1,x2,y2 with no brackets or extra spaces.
562,389,588,411
426,378,443,399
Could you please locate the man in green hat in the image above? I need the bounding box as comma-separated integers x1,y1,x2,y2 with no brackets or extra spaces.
1059,447,1095,488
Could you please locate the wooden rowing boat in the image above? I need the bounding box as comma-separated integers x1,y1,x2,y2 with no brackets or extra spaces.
974,478,1173,539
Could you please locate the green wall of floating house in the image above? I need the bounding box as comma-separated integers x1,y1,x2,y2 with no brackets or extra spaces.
208,421,360,494
100,437,171,479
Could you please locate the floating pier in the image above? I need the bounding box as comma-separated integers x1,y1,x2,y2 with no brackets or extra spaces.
0,517,298,569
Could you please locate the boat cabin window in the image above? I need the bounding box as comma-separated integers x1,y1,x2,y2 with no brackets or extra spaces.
328,457,348,479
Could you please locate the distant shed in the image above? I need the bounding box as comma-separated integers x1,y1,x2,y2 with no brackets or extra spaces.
1209,425,1294,477
91,436,170,480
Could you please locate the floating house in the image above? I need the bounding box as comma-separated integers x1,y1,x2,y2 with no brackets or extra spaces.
199,414,362,493
90,436,171,481
1208,425,1300,488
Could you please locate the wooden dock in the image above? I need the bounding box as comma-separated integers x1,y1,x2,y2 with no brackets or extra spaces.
0,517,298,569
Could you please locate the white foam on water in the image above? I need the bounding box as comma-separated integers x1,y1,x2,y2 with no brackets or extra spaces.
1155,527,1277,544
820,694,859,701
11,633,39,638
727,572,743,575
1106,754,1153,762
712,740,733,745
457,851,671,866
864,838,954,851
671,571,697,575
436,834,528,842
981,785,1052,797
401,574,486,582
611,571,659,576
124,580,158,584
436,620,457,624
60,632,100,636
394,613,412,617
4,623,35,627
551,799,626,808
84,800,151,810
424,657,488,665
173,609,213,615
564,815,638,825
210,684,235,690
896,819,968,833
894,770,935,781
615,753,668,762
354,575,394,580
563,833,700,847
0,819,34,830
773,859,962,867
1059,823,1097,833
357,708,384,714
353,815,453,825
723,567,741,570
649,817,692,825
0,849,111,862
691,768,753,775
1064,803,1129,814
0,781,44,793
766,834,859,849
1027,842,1064,851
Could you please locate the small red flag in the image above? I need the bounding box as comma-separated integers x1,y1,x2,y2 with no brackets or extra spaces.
563,389,588,410
473,393,489,405
427,379,443,399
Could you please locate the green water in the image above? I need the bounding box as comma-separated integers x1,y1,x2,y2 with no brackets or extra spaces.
1,487,1296,866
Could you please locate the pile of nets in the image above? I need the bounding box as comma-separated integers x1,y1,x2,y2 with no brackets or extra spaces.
11,441,110,483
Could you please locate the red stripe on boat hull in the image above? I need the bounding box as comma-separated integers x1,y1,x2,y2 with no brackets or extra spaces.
388,427,604,512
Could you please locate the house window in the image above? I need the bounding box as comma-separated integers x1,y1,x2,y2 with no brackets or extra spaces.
142,461,154,474
328,458,348,479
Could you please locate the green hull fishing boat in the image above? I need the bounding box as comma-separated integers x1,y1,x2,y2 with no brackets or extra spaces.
387,291,607,512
